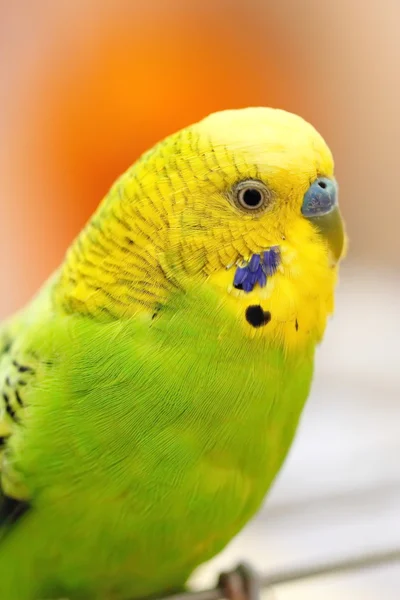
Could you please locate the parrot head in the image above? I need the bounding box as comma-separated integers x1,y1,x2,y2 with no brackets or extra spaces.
58,107,345,348
161,108,344,276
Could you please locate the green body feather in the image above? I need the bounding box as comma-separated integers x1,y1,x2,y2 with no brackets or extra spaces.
0,282,313,599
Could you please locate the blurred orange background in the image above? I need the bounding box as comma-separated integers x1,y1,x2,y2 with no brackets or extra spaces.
0,0,399,317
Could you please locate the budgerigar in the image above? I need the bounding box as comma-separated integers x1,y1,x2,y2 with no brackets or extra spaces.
0,108,345,600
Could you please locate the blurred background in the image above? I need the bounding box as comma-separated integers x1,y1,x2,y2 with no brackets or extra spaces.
0,1,399,598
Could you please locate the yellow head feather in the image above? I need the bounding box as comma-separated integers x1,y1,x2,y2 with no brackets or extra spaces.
54,107,345,350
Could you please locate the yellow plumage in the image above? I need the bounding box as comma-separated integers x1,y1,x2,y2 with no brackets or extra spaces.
54,107,342,351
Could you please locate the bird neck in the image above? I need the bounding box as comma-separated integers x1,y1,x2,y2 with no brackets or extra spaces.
53,170,172,320
205,238,338,352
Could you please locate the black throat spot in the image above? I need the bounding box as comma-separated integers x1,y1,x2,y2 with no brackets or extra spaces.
245,305,271,328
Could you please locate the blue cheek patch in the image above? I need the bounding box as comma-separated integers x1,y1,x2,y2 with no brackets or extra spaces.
233,247,280,292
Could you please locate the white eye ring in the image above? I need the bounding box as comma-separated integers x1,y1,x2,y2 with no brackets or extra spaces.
235,180,271,212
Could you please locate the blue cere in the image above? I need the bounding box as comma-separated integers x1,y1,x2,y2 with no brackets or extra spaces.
233,246,280,293
301,177,338,218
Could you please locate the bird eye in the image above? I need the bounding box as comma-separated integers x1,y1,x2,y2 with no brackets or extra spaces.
235,180,270,212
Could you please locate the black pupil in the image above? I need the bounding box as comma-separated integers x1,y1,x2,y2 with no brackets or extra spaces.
242,188,262,207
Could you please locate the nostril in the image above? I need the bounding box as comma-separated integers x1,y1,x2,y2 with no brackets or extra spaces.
318,180,327,189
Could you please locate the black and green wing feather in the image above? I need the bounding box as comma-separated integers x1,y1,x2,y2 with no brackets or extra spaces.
0,322,32,534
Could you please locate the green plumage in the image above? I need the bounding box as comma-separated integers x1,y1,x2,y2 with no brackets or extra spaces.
0,282,313,599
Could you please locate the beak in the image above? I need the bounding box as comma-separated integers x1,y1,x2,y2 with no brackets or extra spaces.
308,206,345,263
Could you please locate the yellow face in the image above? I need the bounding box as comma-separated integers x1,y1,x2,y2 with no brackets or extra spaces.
156,108,345,347
58,107,345,350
